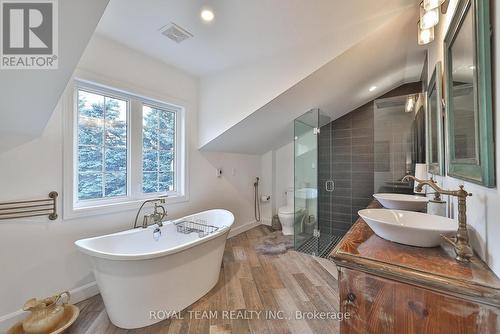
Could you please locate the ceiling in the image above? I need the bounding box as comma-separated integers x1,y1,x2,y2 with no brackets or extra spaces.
201,8,426,154
97,0,416,76
0,0,109,153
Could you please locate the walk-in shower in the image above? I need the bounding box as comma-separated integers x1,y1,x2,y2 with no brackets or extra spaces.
293,108,337,257
294,88,425,258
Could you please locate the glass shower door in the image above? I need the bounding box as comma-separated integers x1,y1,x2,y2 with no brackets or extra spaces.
293,109,319,255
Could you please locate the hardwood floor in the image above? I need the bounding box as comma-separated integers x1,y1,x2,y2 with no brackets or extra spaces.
70,225,340,334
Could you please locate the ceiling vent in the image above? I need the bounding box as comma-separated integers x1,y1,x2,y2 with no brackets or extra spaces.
160,23,193,43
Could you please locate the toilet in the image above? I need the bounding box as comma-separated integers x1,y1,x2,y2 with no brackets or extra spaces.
278,188,296,235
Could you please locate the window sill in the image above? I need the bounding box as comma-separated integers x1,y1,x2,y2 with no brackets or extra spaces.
63,194,189,220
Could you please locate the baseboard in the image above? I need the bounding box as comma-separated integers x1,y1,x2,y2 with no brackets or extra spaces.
228,220,261,238
70,281,100,304
261,218,272,226
0,281,99,332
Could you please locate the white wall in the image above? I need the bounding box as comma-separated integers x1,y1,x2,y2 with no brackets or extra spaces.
426,0,500,276
0,0,109,153
275,142,294,210
260,151,274,225
0,34,261,321
198,50,330,148
259,142,294,225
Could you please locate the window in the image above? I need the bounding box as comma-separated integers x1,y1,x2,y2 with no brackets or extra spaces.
77,90,128,200
142,105,176,193
66,79,187,217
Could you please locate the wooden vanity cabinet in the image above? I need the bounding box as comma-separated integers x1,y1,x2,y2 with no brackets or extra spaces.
338,267,499,334
330,203,500,334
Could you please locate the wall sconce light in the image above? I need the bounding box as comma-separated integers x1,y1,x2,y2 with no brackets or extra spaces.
423,0,445,11
406,95,417,113
418,21,435,45
420,3,439,29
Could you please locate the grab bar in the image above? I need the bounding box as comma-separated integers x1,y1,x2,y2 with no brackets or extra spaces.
0,191,58,220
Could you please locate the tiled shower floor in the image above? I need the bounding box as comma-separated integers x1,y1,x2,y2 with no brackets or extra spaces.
296,233,344,258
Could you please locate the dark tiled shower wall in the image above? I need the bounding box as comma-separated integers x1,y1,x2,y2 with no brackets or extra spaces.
318,82,422,237
318,103,374,237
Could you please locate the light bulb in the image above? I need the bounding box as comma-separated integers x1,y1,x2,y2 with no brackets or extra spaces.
418,22,435,45
423,0,445,11
406,95,415,113
420,6,439,29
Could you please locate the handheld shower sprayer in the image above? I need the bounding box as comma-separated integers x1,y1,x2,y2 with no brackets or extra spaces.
254,177,261,222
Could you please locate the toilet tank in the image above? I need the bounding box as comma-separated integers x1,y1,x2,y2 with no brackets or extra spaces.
285,187,306,209
285,188,294,206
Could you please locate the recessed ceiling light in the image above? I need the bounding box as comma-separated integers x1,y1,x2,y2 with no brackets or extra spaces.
369,86,377,92
201,9,214,22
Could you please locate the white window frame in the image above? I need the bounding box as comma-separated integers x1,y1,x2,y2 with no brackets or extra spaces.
140,99,185,198
73,83,132,207
63,78,188,219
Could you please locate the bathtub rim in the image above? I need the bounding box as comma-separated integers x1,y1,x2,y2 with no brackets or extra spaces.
74,208,234,261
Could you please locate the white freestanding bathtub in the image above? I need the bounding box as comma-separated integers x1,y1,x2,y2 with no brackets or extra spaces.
75,209,234,329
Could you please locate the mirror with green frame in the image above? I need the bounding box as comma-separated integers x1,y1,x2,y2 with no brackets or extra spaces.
444,0,495,187
427,62,445,175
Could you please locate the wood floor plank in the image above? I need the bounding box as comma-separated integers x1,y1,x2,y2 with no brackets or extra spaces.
307,258,340,291
72,226,339,334
256,255,285,289
242,245,261,267
166,310,190,334
245,226,268,240
291,251,335,288
273,255,310,303
273,288,314,334
224,262,247,310
292,273,340,333
208,271,227,330
232,246,247,261
316,285,340,311
239,278,263,309
249,266,291,334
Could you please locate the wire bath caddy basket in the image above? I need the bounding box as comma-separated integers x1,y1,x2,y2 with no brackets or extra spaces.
174,219,219,237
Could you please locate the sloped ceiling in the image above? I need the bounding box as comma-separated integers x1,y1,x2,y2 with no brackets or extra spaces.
201,8,426,154
96,0,418,149
96,0,415,76
0,0,109,153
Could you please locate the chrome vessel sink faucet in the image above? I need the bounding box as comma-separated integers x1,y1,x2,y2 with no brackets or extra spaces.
402,175,473,263
133,197,167,229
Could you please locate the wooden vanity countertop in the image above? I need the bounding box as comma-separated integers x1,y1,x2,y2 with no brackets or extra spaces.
329,201,500,307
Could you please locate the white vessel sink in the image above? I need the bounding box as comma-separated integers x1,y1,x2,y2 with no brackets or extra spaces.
358,209,457,247
373,193,428,211
296,188,318,199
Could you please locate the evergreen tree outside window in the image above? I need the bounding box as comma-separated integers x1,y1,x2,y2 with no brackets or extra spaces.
142,105,176,193
77,90,128,200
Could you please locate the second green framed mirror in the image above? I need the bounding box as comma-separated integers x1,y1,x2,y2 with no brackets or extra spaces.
427,62,445,175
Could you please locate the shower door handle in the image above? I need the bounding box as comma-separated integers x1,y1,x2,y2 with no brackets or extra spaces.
325,180,334,192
